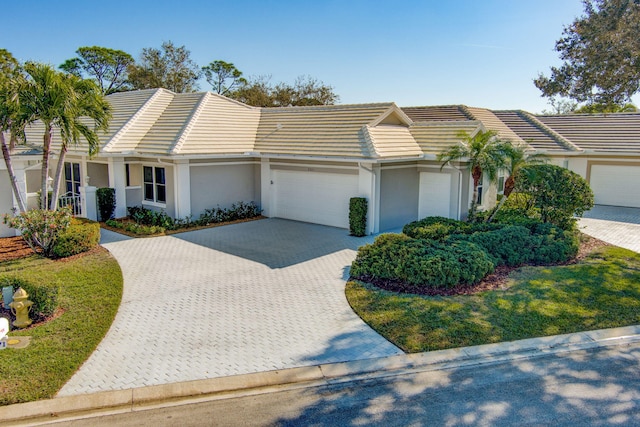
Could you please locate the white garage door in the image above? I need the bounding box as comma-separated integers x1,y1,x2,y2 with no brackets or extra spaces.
272,169,359,228
418,171,452,218
590,164,640,208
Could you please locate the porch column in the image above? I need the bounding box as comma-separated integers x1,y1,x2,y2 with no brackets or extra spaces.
79,185,97,221
174,159,191,219
108,157,127,218
260,158,271,217
12,161,28,214
358,162,380,234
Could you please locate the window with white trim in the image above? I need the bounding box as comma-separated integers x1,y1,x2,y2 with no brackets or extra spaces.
143,166,166,204
476,174,484,204
497,172,505,195
64,162,81,195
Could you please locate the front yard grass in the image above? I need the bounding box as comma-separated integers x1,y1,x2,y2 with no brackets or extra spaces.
0,248,123,406
346,245,640,353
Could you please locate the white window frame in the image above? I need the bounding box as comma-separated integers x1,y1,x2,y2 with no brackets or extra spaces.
476,174,484,205
143,166,167,206
497,171,506,196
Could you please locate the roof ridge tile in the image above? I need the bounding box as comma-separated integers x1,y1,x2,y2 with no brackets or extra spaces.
103,88,173,152
171,92,209,155
516,110,582,151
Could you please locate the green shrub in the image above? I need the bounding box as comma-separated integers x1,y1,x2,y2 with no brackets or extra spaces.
0,276,60,320
403,216,502,241
128,206,175,229
351,234,494,289
2,207,72,257
349,197,368,237
96,188,116,221
51,218,101,258
197,201,261,225
514,164,594,229
455,226,536,267
105,219,165,235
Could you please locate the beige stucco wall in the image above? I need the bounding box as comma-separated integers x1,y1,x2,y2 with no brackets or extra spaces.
0,170,15,237
189,163,258,218
87,162,109,188
379,166,419,231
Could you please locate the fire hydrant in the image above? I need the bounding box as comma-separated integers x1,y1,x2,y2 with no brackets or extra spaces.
9,288,33,328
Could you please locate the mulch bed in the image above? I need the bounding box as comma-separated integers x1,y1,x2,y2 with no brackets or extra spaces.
0,237,37,262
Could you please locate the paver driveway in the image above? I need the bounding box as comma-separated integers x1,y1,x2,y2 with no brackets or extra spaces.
58,219,402,396
580,205,640,252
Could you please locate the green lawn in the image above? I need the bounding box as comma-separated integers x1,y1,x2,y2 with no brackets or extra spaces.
346,245,640,353
0,248,123,405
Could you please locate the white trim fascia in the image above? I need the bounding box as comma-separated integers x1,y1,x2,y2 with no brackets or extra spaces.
189,160,260,167
103,88,170,153
170,92,209,155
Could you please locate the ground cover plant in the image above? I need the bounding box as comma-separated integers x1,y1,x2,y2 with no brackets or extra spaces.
347,242,640,353
104,201,262,236
0,246,123,405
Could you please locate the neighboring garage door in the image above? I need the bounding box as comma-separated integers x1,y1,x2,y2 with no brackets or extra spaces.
590,164,640,208
272,169,358,228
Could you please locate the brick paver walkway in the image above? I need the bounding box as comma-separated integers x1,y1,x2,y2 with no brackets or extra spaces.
57,219,402,396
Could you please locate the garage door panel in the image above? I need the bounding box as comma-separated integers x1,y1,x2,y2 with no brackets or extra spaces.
590,165,640,208
273,170,358,228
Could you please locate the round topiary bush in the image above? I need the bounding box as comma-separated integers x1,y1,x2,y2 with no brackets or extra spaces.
350,234,494,289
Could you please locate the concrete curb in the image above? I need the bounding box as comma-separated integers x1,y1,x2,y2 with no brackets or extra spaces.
2,325,640,426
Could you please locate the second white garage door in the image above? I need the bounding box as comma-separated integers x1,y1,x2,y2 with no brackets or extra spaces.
590,164,640,208
272,169,359,228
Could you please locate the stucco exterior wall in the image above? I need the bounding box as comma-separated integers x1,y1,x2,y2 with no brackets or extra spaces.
0,170,14,237
189,163,258,218
87,162,109,188
379,166,418,231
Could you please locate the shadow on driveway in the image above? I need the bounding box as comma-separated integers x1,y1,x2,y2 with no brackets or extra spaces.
583,205,640,225
173,218,375,269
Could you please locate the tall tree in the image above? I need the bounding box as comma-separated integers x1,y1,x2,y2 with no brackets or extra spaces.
0,49,27,212
534,0,640,106
18,62,111,210
128,41,201,93
202,60,246,96
437,130,511,219
60,46,134,94
574,102,638,113
229,75,339,107
486,145,548,222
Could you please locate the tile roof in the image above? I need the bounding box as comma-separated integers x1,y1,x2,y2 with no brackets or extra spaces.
402,106,472,121
256,103,418,158
492,110,579,152
17,89,640,160
535,113,640,153
409,121,482,155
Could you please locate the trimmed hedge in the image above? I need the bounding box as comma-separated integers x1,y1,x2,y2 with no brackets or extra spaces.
0,276,60,320
51,218,101,258
96,188,116,221
349,197,368,237
351,234,494,289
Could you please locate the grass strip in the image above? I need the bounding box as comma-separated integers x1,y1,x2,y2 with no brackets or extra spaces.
0,248,123,405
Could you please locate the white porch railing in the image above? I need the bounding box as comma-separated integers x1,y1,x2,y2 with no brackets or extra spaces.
58,192,82,216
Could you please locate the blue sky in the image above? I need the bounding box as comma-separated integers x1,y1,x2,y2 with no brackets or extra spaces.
3,0,598,112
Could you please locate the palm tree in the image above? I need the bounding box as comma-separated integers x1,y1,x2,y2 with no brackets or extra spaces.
18,62,111,210
486,145,548,223
0,49,27,213
437,129,511,220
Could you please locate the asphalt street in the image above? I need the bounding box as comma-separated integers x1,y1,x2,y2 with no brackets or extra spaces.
47,340,640,426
